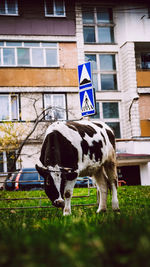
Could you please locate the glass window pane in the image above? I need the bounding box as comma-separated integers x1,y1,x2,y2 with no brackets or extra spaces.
98,27,114,43
0,153,4,172
11,95,18,120
6,41,22,47
101,74,117,90
92,74,98,91
55,0,64,15
82,10,94,24
45,0,53,15
32,49,44,66
7,0,17,14
100,55,116,71
53,95,65,119
17,48,30,65
42,42,57,47
85,54,97,70
0,95,9,120
141,53,150,69
44,94,52,120
103,102,119,118
97,8,112,23
0,0,5,14
3,48,15,65
91,102,100,119
24,42,40,47
0,42,4,46
83,27,95,43
46,49,57,66
106,122,121,138
7,151,16,172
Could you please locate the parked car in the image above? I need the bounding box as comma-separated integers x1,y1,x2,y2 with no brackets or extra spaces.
4,168,44,191
75,177,94,188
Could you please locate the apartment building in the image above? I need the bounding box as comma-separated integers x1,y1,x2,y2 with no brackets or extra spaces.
76,0,150,185
0,0,150,185
0,0,80,172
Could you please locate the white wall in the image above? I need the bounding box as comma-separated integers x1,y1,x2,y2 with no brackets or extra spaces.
115,6,150,46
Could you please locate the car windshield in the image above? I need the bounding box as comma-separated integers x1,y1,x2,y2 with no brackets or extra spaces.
20,169,44,181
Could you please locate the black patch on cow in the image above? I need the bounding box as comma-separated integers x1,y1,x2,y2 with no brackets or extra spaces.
101,132,106,145
40,130,78,170
106,129,115,149
61,171,78,181
44,175,59,203
93,122,103,128
81,139,89,159
67,122,97,138
45,173,66,204
81,139,103,162
89,140,103,162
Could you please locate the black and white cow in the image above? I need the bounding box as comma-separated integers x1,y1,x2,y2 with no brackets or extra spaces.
36,119,119,215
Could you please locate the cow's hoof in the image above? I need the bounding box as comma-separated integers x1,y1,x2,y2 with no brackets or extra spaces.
63,208,71,216
113,208,120,213
96,208,107,213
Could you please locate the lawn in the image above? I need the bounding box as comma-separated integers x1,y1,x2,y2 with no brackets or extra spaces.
0,186,150,267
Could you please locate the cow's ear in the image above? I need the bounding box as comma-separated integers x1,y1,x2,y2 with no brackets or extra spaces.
35,164,49,179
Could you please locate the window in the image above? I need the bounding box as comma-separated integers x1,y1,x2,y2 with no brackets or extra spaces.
0,0,18,15
0,151,16,173
0,94,19,121
0,41,58,67
92,102,121,138
85,54,117,91
45,0,65,17
141,53,150,69
44,94,66,120
83,7,114,43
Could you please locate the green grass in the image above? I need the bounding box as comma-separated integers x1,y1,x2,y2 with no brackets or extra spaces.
0,186,150,267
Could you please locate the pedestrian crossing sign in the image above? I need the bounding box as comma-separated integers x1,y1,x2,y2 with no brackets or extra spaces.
78,62,92,88
78,62,96,117
79,88,96,117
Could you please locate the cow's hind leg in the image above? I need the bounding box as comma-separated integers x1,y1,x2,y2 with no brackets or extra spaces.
94,166,108,213
104,161,120,211
63,180,76,216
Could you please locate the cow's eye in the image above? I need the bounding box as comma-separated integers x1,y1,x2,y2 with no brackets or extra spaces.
46,177,50,186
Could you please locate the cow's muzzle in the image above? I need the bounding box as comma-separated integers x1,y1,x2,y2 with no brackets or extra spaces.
53,199,65,209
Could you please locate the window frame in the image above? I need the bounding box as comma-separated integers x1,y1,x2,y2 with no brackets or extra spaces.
0,41,59,67
43,93,67,121
0,94,20,121
0,0,18,16
82,6,114,44
85,53,118,91
0,151,17,173
92,101,121,138
45,0,66,17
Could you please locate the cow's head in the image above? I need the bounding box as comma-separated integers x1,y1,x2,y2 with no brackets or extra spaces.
35,164,65,208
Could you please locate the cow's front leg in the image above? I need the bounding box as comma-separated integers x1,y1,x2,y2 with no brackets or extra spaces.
63,180,76,216
111,182,120,211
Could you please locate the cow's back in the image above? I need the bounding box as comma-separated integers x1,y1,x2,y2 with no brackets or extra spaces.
40,120,116,173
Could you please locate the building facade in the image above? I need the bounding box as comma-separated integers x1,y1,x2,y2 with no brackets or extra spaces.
0,0,150,185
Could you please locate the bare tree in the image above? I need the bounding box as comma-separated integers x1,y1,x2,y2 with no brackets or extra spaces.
0,100,66,176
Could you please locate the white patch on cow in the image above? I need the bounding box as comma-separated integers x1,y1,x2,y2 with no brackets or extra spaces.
48,164,63,201
111,183,119,210
63,180,76,216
